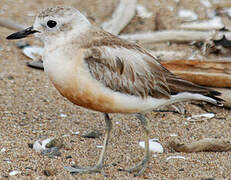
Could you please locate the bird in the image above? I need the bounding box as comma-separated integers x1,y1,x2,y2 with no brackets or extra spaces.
6,6,223,176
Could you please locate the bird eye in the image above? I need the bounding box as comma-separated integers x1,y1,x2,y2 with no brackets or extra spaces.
47,20,57,28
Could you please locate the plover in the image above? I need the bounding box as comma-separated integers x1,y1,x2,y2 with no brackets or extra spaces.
7,6,222,176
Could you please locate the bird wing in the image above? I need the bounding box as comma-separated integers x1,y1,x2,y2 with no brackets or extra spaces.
78,28,221,102
82,45,171,99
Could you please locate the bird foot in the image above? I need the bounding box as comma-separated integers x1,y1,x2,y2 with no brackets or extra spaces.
64,164,108,176
64,165,102,174
118,159,148,177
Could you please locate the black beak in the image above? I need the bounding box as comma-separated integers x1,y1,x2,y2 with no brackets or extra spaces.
6,26,40,40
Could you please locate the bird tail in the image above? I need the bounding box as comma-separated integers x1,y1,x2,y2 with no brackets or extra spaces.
166,76,223,106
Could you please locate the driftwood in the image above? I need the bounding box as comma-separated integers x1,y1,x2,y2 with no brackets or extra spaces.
161,59,231,88
120,30,231,44
101,0,136,35
180,17,224,31
150,50,186,61
169,138,231,152
0,18,26,31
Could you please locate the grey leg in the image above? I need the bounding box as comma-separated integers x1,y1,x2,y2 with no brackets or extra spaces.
64,113,112,174
121,113,150,177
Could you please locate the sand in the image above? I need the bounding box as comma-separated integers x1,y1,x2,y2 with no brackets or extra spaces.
0,0,231,179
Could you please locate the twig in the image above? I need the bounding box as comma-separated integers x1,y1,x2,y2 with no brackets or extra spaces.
169,138,231,152
101,0,136,35
0,18,26,31
120,30,231,43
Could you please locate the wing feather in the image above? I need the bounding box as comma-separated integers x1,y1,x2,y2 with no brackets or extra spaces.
84,46,171,99
79,28,221,102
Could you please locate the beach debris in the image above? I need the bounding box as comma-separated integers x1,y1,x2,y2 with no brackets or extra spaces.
187,113,215,121
120,30,231,44
81,130,102,138
101,0,136,35
169,138,231,152
66,155,72,159
169,133,178,137
45,138,64,149
71,131,80,135
59,113,67,118
178,9,198,21
41,147,61,158
33,138,63,157
161,60,231,88
22,45,43,60
166,155,186,161
26,59,43,70
136,4,153,18
33,138,54,153
139,139,164,153
180,17,224,30
22,45,44,69
4,159,12,164
9,170,21,176
0,148,6,153
96,145,103,148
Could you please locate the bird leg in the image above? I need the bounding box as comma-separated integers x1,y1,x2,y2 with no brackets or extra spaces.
64,113,112,174
120,113,150,177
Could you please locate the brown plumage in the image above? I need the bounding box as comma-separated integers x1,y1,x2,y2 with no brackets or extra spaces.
81,28,222,102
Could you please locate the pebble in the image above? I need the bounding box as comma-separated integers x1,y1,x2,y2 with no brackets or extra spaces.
41,147,61,158
33,138,54,152
4,159,11,164
71,131,80,135
166,155,186,161
9,170,21,176
60,113,67,118
45,138,64,149
139,139,164,153
26,60,44,70
65,155,72,159
81,130,102,138
0,148,6,153
169,133,178,137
